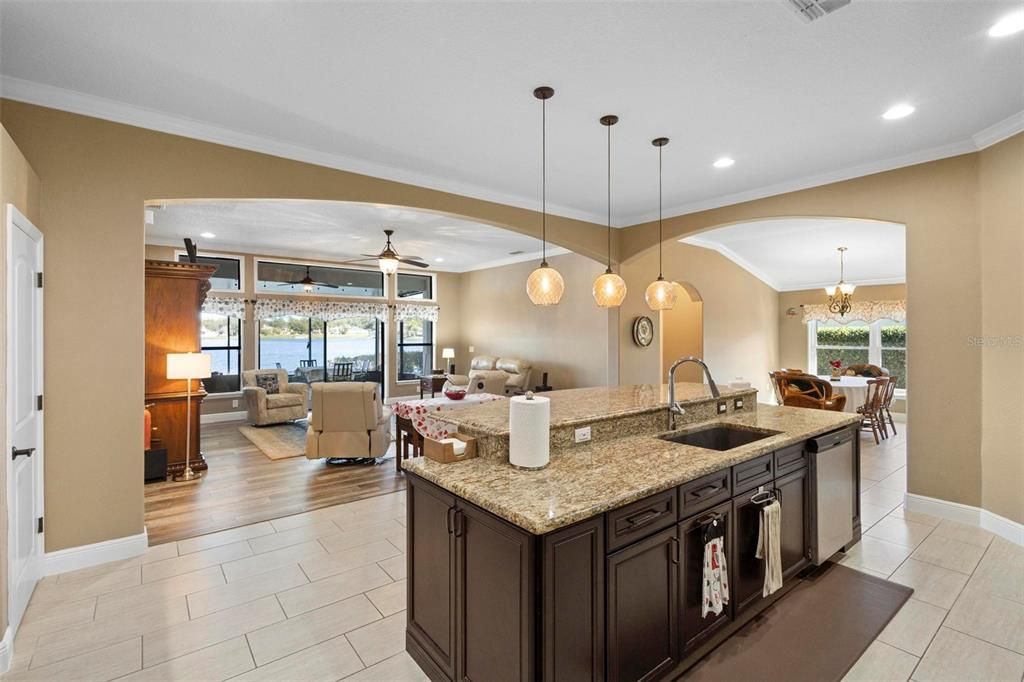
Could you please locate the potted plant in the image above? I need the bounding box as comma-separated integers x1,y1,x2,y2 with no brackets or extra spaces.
829,359,843,380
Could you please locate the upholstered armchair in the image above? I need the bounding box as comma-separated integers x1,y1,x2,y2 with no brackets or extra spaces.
241,369,308,426
306,382,391,463
443,355,533,396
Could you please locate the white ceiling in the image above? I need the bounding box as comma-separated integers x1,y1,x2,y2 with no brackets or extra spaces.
2,2,1022,225
145,199,565,273
681,218,905,291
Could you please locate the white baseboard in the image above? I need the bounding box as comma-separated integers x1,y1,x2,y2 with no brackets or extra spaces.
200,410,247,424
42,528,149,577
905,493,1023,546
0,626,11,674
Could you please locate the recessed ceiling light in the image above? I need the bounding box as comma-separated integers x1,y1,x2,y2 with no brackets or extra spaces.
434,257,445,262
989,10,1024,37
200,232,216,239
713,157,735,169
882,103,915,120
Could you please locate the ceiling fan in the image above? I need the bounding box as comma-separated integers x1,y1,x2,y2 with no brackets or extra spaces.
277,265,339,292
339,229,429,274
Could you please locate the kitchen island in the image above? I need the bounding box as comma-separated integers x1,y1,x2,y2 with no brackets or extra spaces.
402,384,861,682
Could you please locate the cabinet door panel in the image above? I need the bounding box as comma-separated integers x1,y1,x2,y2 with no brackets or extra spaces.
606,526,679,682
776,467,810,581
679,500,733,653
457,503,535,682
731,491,767,614
407,477,457,679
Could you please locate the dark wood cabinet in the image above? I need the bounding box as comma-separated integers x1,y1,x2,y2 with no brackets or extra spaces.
542,518,605,682
776,466,810,581
406,477,458,681
606,526,680,682
679,500,733,653
455,503,535,682
731,488,767,615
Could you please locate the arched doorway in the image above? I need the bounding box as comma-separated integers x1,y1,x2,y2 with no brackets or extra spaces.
660,282,704,383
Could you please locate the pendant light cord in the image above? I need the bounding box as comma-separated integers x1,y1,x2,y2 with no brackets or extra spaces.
541,96,547,265
658,144,663,279
606,121,612,272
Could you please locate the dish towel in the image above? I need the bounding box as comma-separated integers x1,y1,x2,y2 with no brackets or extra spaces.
701,536,730,618
756,499,783,597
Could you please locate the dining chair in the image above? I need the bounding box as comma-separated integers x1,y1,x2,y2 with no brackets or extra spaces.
881,377,899,436
857,377,889,444
774,371,847,412
332,361,353,382
299,359,317,368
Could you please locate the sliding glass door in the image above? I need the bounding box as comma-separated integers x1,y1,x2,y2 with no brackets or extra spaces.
258,315,384,391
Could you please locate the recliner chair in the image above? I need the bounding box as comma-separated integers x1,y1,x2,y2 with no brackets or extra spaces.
305,382,391,464
443,355,533,395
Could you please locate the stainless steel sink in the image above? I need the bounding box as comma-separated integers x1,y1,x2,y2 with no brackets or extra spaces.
659,425,781,451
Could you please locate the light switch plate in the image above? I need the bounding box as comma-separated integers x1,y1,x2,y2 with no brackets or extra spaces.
575,426,592,443
468,345,475,353
734,398,744,410
717,401,728,414
232,399,239,408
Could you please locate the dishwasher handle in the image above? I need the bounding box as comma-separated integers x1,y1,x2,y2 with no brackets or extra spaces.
807,427,853,453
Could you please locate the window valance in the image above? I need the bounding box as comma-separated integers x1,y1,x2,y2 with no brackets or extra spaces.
253,298,388,322
202,295,247,320
394,302,440,322
802,300,906,325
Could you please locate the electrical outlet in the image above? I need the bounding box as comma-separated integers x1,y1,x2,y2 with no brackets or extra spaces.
575,426,592,443
717,401,728,414
468,345,475,353
232,399,239,408
734,398,744,410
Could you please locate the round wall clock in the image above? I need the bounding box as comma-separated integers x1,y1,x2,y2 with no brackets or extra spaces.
632,316,654,347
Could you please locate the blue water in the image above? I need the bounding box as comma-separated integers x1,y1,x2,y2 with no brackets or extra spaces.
202,336,378,375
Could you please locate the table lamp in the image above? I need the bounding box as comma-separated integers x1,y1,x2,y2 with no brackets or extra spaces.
442,348,455,374
166,352,211,482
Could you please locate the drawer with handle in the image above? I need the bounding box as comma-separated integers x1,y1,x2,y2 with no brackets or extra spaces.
774,442,807,476
732,453,774,496
679,470,732,518
606,488,678,552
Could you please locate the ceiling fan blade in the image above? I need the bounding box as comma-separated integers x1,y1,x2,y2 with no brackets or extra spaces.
313,282,340,288
277,281,303,286
398,258,430,268
359,254,383,259
403,255,426,262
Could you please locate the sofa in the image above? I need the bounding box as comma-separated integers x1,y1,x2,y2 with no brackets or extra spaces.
241,369,308,426
443,355,532,396
305,382,391,463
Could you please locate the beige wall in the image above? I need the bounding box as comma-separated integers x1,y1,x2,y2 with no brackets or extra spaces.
621,139,1023,519
660,285,704,383
0,100,612,552
620,241,780,401
978,134,1024,525
457,252,611,389
0,123,42,636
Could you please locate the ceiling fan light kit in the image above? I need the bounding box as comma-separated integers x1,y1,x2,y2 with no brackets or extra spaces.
527,85,566,306
645,136,678,312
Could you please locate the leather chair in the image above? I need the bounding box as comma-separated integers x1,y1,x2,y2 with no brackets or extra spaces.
306,382,392,463
771,371,847,412
444,355,533,395
241,369,308,426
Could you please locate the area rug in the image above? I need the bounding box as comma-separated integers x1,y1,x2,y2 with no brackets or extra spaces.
685,562,913,682
238,421,310,460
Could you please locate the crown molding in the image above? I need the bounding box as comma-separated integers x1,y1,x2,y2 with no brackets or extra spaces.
972,110,1024,150
775,276,906,292
0,75,606,226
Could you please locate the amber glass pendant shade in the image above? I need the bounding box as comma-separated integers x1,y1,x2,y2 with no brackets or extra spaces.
645,277,677,311
593,270,627,308
527,263,565,305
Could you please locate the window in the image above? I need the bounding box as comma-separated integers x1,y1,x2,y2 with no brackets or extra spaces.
256,260,384,297
258,315,384,388
809,319,908,390
177,254,241,291
258,315,323,374
200,312,241,393
396,273,434,380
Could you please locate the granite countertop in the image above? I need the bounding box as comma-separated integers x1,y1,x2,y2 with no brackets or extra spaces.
403,404,860,535
435,383,756,436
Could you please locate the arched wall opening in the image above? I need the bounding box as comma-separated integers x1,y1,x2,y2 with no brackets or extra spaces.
660,283,704,383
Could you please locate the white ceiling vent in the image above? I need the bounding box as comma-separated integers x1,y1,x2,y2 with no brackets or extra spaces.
784,0,851,23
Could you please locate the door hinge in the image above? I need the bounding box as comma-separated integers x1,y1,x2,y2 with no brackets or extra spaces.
36,272,43,288
36,394,43,411
37,517,44,534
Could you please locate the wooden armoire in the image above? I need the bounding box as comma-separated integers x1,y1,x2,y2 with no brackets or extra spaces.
145,259,216,476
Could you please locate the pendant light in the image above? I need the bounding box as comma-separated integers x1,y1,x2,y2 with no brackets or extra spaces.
645,137,677,311
526,86,565,305
593,114,627,308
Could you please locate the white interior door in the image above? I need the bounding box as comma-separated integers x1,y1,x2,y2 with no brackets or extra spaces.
7,204,44,633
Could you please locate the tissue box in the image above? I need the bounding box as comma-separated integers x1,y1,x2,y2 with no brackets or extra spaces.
424,433,478,464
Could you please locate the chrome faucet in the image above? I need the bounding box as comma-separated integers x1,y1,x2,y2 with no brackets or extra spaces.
667,356,720,430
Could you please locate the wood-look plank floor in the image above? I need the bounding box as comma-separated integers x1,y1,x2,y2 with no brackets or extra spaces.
143,421,406,545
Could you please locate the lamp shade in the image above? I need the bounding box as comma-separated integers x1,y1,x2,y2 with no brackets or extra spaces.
378,256,399,275
166,352,212,380
593,271,627,308
645,278,678,311
442,348,456,360
527,264,565,305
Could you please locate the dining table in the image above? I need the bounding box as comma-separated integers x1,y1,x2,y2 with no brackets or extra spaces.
818,375,871,413
391,392,506,472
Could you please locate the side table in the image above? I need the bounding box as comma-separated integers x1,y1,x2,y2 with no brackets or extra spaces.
419,374,447,398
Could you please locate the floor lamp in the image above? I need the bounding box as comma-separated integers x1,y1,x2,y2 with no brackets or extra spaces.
166,352,211,482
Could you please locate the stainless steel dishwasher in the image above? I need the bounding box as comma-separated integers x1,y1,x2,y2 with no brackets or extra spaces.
807,428,855,564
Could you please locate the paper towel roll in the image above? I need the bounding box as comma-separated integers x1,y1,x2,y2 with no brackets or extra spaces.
509,394,550,469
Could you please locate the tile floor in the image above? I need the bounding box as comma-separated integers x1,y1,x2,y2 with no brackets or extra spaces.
4,423,1022,682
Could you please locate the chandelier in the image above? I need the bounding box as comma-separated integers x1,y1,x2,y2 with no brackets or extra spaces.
825,246,856,316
